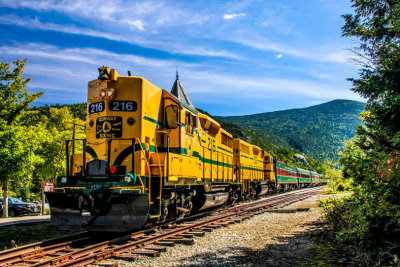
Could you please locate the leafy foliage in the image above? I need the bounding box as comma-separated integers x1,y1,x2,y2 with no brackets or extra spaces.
218,100,365,163
0,59,44,126
21,108,85,199
0,59,44,217
32,103,86,121
0,122,42,201
322,0,400,264
0,59,85,213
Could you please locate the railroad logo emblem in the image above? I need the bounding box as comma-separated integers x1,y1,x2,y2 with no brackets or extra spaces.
96,116,122,138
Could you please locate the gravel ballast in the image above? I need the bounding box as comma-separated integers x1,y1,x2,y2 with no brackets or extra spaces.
107,192,342,267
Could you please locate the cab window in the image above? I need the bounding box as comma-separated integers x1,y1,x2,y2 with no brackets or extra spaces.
185,112,197,135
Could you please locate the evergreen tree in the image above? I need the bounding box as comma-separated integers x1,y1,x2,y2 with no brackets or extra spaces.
323,1,400,264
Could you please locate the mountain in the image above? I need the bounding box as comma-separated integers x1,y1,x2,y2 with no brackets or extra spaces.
217,99,366,163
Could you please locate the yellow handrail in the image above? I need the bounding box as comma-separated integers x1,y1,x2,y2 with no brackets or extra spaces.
135,138,151,203
154,145,163,200
52,142,65,182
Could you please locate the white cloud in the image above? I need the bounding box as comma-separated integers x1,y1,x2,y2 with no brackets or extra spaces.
223,13,246,20
276,54,283,59
0,43,196,69
126,19,144,31
181,70,361,103
0,14,240,60
234,35,354,64
2,42,360,102
0,15,128,41
0,0,209,28
172,46,242,60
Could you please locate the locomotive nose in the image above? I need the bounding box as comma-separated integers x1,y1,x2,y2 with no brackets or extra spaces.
46,189,150,232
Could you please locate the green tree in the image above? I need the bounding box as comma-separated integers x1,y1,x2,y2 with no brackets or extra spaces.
25,107,85,197
343,0,400,152
339,137,367,182
0,59,43,217
322,1,400,264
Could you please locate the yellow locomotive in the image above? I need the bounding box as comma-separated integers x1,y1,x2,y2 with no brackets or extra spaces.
45,67,322,232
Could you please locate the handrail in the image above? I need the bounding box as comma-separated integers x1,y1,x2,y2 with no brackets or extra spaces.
52,142,65,182
154,144,163,199
135,138,151,203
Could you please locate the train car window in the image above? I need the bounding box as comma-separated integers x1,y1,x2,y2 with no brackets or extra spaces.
193,116,198,128
165,105,179,129
240,143,250,154
252,147,260,156
221,133,233,148
185,112,194,135
221,133,228,146
227,136,233,148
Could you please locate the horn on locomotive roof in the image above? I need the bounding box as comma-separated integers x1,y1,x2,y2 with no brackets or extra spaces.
98,66,110,80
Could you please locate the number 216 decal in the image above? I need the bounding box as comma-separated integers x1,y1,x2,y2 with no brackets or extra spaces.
89,101,105,114
109,101,137,111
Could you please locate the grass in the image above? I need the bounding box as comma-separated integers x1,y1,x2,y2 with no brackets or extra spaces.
320,188,353,195
0,222,80,251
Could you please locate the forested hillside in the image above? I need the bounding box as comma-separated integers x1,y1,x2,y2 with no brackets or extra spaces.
217,100,365,163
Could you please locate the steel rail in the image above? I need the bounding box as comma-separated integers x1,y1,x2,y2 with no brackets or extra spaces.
53,187,324,266
2,186,324,266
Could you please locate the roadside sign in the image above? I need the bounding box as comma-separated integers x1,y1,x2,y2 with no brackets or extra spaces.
44,182,54,192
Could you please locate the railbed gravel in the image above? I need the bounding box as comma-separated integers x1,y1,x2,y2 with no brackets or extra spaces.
105,193,341,267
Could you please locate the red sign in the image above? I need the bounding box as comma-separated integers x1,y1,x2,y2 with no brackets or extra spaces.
44,182,54,192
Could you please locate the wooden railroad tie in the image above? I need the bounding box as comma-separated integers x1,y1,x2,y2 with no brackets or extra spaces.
178,233,194,238
97,262,119,267
130,250,161,257
165,238,194,245
155,241,175,246
187,231,205,236
143,246,167,252
114,254,137,261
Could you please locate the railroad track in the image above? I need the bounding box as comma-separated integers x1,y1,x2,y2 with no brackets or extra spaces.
0,186,323,266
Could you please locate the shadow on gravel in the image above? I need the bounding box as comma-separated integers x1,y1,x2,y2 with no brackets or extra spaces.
179,221,362,267
0,222,80,251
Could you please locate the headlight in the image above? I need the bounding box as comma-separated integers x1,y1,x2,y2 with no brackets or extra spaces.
106,89,113,97
124,175,132,183
61,177,67,184
99,90,106,98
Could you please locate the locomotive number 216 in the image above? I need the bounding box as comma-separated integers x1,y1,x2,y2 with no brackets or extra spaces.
110,101,137,111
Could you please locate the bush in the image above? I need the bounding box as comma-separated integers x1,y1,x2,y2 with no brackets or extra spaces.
321,186,400,265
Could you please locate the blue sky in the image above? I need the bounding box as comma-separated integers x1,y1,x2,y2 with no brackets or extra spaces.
0,0,362,116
